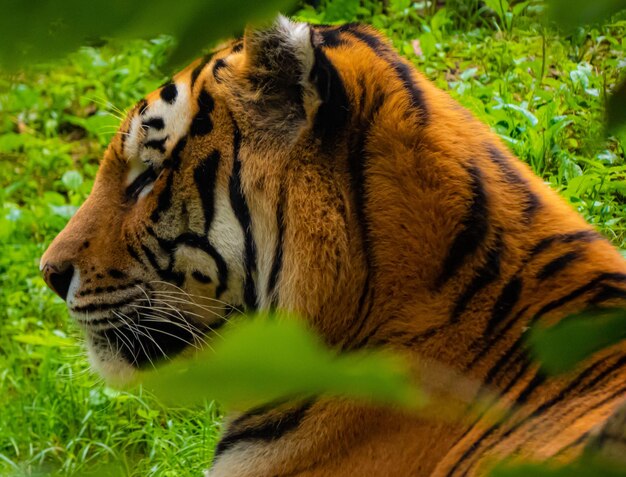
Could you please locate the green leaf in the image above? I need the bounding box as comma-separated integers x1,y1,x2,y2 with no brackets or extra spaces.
13,333,74,348
607,78,626,135
0,0,296,69
528,308,626,374
490,457,626,477
61,170,83,191
546,0,626,29
144,315,424,410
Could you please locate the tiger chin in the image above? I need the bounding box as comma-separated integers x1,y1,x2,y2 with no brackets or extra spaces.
41,15,626,477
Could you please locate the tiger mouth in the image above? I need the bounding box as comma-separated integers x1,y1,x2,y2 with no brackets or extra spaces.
74,301,238,373
68,281,239,371
86,311,227,369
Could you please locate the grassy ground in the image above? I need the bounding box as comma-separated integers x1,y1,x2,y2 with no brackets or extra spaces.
1,1,625,475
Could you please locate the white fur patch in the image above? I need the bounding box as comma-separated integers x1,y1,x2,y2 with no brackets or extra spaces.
275,15,315,86
124,80,193,186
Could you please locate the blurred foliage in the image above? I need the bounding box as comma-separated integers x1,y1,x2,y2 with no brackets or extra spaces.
529,308,626,374
490,457,626,477
1,0,626,475
0,0,296,70
145,316,423,410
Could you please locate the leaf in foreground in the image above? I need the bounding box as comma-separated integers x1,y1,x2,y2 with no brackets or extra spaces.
607,79,626,135
546,0,626,29
144,316,423,410
0,0,296,69
528,307,626,375
490,457,626,477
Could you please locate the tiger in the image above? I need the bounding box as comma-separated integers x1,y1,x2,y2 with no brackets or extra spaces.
40,16,626,477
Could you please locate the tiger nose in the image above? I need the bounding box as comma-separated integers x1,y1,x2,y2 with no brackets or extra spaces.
41,261,75,301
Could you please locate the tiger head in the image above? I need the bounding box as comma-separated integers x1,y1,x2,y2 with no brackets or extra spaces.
40,17,382,384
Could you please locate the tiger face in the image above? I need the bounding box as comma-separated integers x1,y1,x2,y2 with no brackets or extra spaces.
40,18,365,384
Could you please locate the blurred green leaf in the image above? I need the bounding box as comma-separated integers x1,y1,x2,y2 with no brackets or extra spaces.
61,170,83,191
607,79,626,135
528,308,626,374
145,315,424,410
0,0,296,69
490,457,626,477
547,0,626,29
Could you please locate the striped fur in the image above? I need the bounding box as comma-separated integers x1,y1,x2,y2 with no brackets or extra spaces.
40,17,626,476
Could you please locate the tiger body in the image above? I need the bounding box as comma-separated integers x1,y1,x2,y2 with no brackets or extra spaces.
40,18,626,476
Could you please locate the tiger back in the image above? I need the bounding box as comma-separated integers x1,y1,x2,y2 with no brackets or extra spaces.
40,17,626,476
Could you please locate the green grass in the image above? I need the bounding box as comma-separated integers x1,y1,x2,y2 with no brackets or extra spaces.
1,1,625,475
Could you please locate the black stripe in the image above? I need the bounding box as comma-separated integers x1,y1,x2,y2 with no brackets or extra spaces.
228,122,257,310
466,305,529,372
483,333,527,386
534,273,626,321
136,99,148,116
344,83,385,347
190,89,215,137
167,136,187,172
126,244,144,265
141,243,161,270
193,150,220,234
213,59,227,82
451,233,504,321
318,26,348,47
150,170,174,223
191,54,214,88
214,400,314,459
311,41,350,140
486,276,523,334
231,41,243,53
126,167,157,200
176,233,229,297
578,354,626,395
536,251,581,281
142,228,186,286
142,117,165,130
347,276,376,348
160,82,178,104
341,26,428,122
529,230,601,258
514,370,546,405
191,271,212,283
474,356,626,468
267,195,285,308
437,165,490,288
389,59,427,116
71,295,142,314
446,365,544,476
107,269,127,279
467,354,626,472
78,280,140,297
488,146,540,223
590,285,626,305
144,137,167,154
445,423,498,476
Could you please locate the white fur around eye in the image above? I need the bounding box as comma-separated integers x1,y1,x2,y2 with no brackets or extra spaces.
123,80,193,170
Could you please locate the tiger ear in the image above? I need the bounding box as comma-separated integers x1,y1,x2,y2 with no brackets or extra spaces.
243,15,315,95
238,16,320,133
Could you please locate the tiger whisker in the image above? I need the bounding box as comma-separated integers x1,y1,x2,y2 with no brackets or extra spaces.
149,293,232,318
131,302,211,345
113,310,158,369
142,305,212,349
149,280,242,312
135,316,203,351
